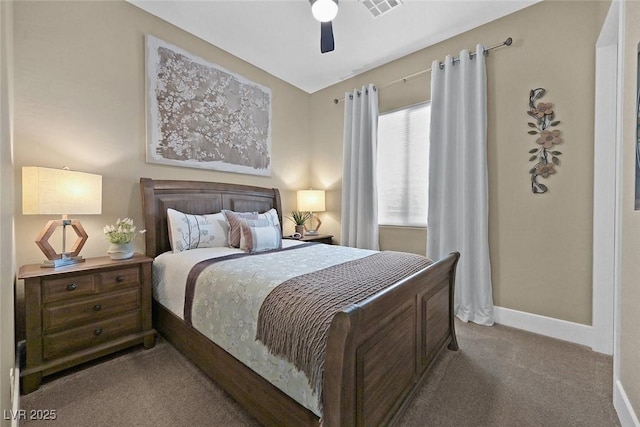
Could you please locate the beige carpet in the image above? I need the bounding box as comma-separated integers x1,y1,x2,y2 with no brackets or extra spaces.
21,320,620,426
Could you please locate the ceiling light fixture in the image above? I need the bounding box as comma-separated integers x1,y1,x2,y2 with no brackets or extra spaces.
311,0,338,22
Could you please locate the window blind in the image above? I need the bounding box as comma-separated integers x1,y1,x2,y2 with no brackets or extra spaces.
377,102,430,227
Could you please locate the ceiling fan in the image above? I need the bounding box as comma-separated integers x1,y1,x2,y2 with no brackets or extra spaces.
309,0,338,53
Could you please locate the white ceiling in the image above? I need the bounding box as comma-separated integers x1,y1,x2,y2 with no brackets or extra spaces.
129,0,539,93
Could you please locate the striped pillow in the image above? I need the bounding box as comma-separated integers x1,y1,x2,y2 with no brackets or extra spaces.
223,209,280,248
222,211,258,248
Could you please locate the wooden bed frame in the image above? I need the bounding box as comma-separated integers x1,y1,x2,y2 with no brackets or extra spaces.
140,178,460,426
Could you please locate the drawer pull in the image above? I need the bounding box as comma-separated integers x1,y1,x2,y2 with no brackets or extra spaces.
94,328,103,336
115,276,124,283
66,283,77,291
93,304,102,311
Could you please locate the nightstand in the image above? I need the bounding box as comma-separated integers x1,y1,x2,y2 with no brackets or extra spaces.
284,234,334,245
17,253,156,394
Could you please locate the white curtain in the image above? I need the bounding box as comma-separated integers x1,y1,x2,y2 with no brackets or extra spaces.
341,84,380,250
428,45,494,326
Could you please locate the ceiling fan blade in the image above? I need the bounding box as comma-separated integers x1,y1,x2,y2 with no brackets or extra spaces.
320,21,335,53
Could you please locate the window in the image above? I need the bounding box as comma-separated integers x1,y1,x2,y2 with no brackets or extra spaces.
377,102,430,227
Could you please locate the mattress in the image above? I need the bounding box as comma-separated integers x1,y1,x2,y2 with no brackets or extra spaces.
152,240,376,416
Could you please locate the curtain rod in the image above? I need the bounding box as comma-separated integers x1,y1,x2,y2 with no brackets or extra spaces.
333,37,512,104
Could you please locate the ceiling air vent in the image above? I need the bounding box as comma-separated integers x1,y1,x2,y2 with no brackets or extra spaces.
360,0,403,18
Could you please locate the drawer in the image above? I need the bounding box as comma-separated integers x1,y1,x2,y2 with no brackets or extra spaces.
43,288,141,332
43,311,142,360
43,274,97,303
99,267,140,292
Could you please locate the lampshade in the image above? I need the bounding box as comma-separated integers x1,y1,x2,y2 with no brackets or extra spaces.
311,0,338,22
297,189,326,212
23,166,102,215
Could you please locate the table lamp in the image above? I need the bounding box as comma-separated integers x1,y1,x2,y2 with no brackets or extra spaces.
297,189,325,236
22,166,102,268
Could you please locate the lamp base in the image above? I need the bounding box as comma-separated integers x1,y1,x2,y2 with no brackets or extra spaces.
304,213,322,236
41,255,85,268
36,218,89,268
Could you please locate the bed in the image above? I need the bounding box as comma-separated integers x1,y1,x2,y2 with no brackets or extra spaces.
140,178,460,426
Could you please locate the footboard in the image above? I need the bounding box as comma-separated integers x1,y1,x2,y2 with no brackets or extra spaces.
323,252,460,427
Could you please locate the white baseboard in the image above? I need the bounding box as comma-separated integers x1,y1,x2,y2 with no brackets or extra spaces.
11,342,22,427
614,380,640,427
493,306,593,349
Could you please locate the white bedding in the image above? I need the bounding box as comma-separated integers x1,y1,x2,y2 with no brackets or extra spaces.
153,239,304,319
152,240,375,416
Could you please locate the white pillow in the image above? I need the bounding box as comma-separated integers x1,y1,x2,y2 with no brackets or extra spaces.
239,218,282,253
167,208,229,252
258,208,280,227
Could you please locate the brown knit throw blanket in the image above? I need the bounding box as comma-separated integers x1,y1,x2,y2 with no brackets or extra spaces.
256,251,433,409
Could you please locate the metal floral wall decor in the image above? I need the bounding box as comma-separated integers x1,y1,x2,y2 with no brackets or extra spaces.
527,88,562,194
146,35,272,176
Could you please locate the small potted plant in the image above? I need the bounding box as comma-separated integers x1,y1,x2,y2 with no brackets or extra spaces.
103,218,145,260
287,211,312,236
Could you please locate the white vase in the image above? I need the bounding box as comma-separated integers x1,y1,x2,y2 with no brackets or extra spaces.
107,242,134,260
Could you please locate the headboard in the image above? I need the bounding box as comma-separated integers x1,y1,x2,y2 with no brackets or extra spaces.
140,178,283,258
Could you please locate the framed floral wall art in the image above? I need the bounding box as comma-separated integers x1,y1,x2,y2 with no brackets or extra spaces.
526,88,562,194
145,35,272,176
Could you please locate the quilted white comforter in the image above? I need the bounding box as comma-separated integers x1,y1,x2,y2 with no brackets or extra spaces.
152,240,375,416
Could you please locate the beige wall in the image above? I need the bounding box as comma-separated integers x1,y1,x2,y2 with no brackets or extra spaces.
9,1,612,329
12,0,311,270
379,226,426,256
310,1,609,325
620,0,640,417
0,1,14,424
